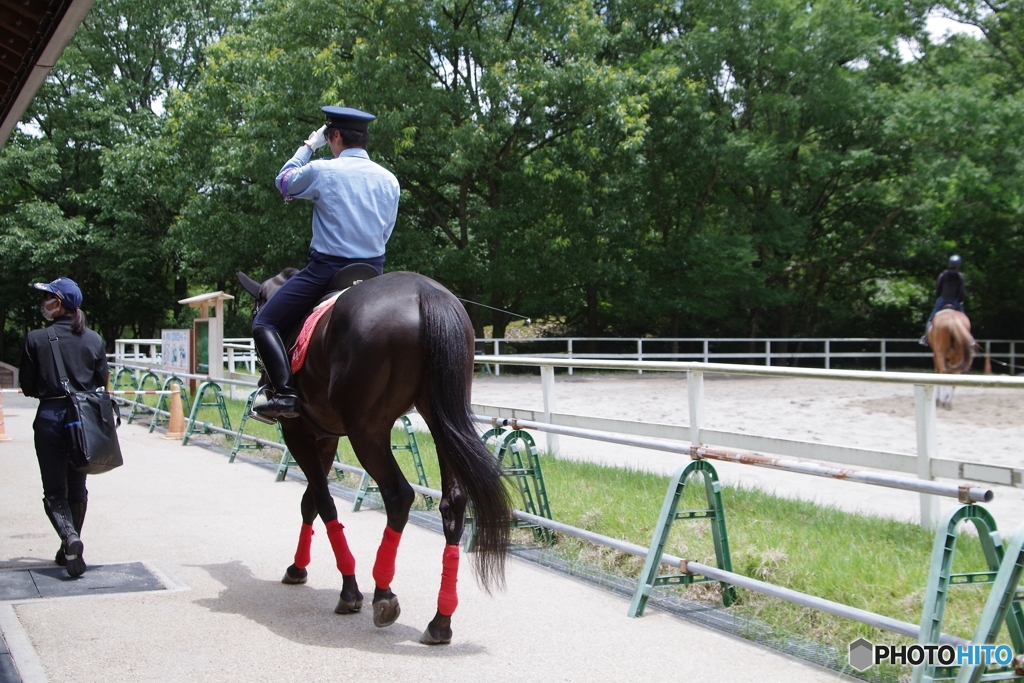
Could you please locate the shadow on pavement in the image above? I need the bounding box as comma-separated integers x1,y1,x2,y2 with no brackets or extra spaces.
192,560,486,657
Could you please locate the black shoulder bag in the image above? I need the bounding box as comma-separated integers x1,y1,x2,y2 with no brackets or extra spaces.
46,327,123,474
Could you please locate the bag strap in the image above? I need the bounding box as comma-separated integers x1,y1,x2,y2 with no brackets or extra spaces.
45,327,74,397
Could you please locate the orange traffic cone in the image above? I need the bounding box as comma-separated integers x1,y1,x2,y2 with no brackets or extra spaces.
163,382,186,440
0,391,11,442
985,353,993,375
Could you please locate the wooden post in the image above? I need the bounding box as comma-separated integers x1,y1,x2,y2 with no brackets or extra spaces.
914,384,940,530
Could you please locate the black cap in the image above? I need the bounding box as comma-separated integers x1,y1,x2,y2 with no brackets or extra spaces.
322,106,375,132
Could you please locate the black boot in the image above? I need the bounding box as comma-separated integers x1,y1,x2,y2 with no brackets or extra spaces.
54,498,87,567
44,496,85,578
252,326,300,420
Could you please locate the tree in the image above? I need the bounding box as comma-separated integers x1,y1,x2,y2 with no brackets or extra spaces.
0,0,242,362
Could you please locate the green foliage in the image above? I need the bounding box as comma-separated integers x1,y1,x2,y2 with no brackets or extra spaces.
3,0,1024,364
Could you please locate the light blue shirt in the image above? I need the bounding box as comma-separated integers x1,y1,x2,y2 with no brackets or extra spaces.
275,147,400,259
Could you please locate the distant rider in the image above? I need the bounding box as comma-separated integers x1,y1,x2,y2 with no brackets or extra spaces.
252,106,400,420
920,255,966,345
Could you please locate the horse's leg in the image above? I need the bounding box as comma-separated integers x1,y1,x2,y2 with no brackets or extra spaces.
281,485,317,584
280,423,362,613
348,430,415,628
421,456,467,645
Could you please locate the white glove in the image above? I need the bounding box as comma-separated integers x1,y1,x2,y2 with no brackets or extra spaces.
303,125,327,151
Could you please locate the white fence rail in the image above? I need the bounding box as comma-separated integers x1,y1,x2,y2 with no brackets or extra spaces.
474,336,1021,375
115,336,1022,376
472,355,1024,530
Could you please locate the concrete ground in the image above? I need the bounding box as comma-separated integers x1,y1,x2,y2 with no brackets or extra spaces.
0,392,846,683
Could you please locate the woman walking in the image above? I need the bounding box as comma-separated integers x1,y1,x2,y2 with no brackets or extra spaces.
19,278,108,578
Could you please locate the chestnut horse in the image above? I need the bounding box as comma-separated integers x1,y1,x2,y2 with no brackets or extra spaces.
927,308,976,409
237,269,512,644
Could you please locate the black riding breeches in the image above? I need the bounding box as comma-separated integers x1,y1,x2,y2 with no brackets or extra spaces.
252,250,384,336
33,401,87,500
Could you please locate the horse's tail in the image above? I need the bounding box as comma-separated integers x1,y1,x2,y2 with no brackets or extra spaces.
947,312,976,373
418,284,512,591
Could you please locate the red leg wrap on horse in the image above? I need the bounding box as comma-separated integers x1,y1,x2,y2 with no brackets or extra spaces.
293,523,314,569
437,544,460,616
325,519,356,575
372,526,402,590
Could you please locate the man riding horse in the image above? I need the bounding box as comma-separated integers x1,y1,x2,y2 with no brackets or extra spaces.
920,254,967,346
252,106,400,421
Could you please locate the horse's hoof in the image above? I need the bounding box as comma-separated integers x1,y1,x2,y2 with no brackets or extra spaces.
419,625,452,645
281,564,307,585
334,590,363,614
372,595,401,628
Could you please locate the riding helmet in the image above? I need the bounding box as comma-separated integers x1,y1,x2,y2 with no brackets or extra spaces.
948,254,962,270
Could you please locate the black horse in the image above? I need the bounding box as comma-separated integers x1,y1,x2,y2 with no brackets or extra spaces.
237,269,512,644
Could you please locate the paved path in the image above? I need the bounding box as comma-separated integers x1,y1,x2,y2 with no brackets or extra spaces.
0,394,843,683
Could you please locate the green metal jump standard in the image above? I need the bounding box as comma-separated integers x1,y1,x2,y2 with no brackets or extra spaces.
495,429,553,543
230,388,284,463
352,415,434,512
957,519,1024,683
127,371,162,423
111,367,138,398
628,460,736,618
465,428,555,551
913,505,1024,683
181,381,232,446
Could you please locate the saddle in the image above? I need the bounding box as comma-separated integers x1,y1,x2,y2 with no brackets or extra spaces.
282,263,380,373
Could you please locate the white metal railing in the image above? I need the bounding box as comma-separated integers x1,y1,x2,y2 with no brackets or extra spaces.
473,337,1021,376
472,355,1024,530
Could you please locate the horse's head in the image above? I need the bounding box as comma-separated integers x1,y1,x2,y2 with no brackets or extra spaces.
237,268,299,322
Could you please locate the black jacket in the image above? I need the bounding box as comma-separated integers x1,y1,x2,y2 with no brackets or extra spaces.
20,317,108,399
936,269,966,303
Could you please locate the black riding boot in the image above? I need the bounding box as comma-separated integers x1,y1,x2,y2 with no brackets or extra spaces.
56,498,88,567
252,325,300,420
44,496,86,578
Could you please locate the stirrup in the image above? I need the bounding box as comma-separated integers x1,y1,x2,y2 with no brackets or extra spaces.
253,390,300,421
249,385,281,425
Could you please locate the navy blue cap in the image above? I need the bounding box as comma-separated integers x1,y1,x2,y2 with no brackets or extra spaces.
32,277,82,311
322,106,375,131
